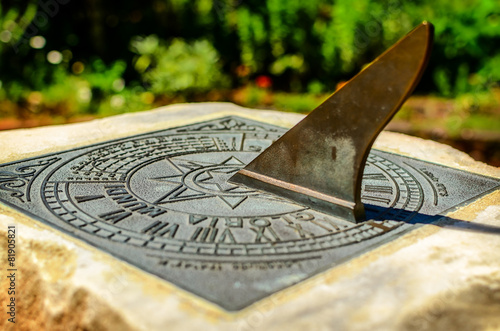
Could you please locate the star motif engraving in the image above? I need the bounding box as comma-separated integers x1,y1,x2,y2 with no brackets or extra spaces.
201,169,239,192
151,156,254,209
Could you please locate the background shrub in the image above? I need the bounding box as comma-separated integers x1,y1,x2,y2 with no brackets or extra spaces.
0,0,498,114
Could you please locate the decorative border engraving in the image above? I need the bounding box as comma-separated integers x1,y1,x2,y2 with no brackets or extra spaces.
0,158,60,202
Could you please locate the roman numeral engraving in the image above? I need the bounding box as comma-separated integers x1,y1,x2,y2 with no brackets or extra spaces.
281,215,315,238
189,215,208,225
99,209,132,224
310,216,346,232
106,187,128,195
142,221,178,238
218,228,237,243
189,215,243,228
133,206,166,218
190,226,237,243
286,223,314,239
187,216,240,243
112,194,137,204
104,186,167,218
74,195,105,203
249,218,280,243
123,202,148,210
191,227,218,242
285,212,347,233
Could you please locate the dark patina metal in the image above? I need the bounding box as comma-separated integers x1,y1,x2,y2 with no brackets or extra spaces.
0,116,498,311
230,22,434,223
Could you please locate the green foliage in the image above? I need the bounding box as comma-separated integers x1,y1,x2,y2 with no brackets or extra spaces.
0,0,499,123
227,0,500,95
273,92,327,113
96,88,155,117
240,86,268,107
131,36,229,95
85,59,127,94
422,0,500,96
0,1,38,55
31,60,129,114
270,54,305,75
462,114,500,132
307,81,325,94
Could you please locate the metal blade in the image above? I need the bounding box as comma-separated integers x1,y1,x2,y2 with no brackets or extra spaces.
230,22,434,223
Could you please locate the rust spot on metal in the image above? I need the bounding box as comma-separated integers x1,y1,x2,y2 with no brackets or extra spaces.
331,146,337,161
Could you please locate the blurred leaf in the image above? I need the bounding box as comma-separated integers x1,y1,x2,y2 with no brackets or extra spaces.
132,37,228,95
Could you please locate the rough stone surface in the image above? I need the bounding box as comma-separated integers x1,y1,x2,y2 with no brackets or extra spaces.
0,103,499,331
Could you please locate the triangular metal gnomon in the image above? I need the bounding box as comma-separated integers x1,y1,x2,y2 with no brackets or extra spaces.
230,22,434,223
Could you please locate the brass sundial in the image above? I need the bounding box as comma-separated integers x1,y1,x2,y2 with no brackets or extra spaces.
0,23,498,311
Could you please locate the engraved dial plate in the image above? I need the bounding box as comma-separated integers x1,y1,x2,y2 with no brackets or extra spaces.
0,116,498,310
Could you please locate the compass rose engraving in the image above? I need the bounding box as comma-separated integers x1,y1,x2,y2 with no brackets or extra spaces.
152,156,257,209
127,151,300,217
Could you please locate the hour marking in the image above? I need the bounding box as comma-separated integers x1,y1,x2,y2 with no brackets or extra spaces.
364,185,393,194
363,173,389,181
99,209,132,224
143,221,178,237
75,195,105,203
191,227,218,242
362,195,392,205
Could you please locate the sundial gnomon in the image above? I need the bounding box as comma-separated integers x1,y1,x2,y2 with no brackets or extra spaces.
0,116,498,310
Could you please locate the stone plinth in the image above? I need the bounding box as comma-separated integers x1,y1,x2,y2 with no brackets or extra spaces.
0,103,499,331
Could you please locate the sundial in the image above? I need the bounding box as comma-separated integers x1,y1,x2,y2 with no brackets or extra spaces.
0,23,499,312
